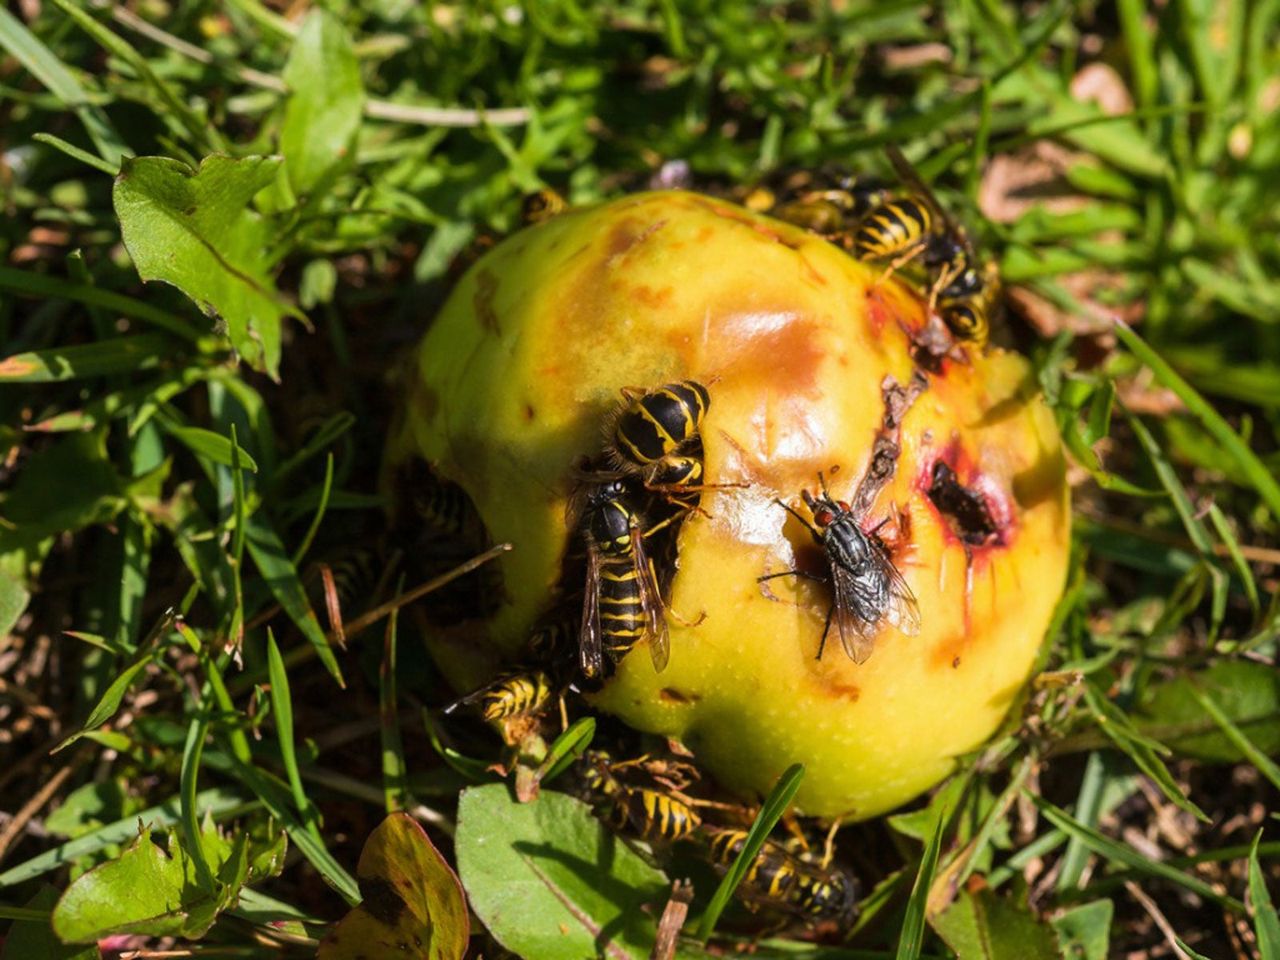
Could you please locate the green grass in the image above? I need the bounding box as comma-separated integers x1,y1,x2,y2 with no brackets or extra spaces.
1,1,1279,957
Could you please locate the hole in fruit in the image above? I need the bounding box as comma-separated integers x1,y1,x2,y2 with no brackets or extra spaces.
927,460,1002,547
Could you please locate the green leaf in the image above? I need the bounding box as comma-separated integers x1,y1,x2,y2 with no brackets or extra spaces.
281,11,365,194
0,569,29,637
0,334,172,382
0,886,98,960
1140,661,1280,763
0,429,126,552
1250,832,1280,960
163,426,259,472
113,154,300,377
45,781,127,840
54,656,152,753
51,820,277,942
0,788,248,888
318,812,469,960
1052,899,1112,960
1187,685,1280,792
930,887,1061,960
699,763,805,939
456,785,668,960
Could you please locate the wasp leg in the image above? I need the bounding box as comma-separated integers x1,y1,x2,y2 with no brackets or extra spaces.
757,570,826,583
871,240,929,288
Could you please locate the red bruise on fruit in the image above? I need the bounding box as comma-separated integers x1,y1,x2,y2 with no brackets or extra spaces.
387,190,1070,817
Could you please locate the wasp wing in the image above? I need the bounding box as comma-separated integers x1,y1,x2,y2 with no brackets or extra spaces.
632,524,670,673
578,544,606,681
828,561,880,665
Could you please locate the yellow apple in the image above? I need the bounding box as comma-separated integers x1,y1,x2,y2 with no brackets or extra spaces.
388,190,1070,818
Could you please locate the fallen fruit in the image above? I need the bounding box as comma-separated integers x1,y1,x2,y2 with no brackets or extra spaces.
388,190,1070,818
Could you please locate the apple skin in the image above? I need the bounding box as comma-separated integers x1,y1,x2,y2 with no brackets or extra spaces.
388,190,1070,818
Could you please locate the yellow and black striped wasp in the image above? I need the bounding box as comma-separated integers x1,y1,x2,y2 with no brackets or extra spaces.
699,826,859,926
743,167,891,241
571,478,670,681
443,614,577,722
520,187,567,226
580,749,701,844
858,147,997,345
761,471,920,664
605,380,710,490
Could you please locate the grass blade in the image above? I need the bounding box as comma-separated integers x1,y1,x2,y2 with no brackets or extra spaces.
380,602,407,813
0,334,173,382
1250,831,1280,959
698,763,805,941
0,7,127,163
1188,685,1280,792
290,452,334,567
895,815,946,960
0,790,250,888
32,132,118,175
1031,795,1243,911
267,629,319,834
0,266,202,340
535,717,596,787
1115,322,1280,523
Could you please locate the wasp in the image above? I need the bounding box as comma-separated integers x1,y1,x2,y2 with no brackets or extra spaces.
745,169,891,241
607,380,710,480
700,827,858,925
762,472,920,664
934,258,998,346
520,187,567,225
580,750,701,843
573,478,670,681
872,147,997,345
443,615,577,721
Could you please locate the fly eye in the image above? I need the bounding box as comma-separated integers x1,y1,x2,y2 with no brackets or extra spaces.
814,509,834,526
837,500,851,512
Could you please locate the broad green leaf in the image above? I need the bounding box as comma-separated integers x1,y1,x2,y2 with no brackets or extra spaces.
318,812,468,960
0,334,172,382
1140,661,1280,763
1052,899,1112,960
0,887,98,960
163,426,259,472
0,429,125,551
455,785,668,960
281,12,364,194
1250,832,1280,960
113,154,300,377
45,781,127,839
931,887,1061,960
51,821,280,943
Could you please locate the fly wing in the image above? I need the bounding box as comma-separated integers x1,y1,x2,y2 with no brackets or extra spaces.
879,546,922,637
578,545,606,681
829,562,879,665
632,525,670,673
